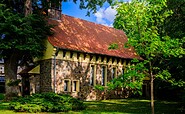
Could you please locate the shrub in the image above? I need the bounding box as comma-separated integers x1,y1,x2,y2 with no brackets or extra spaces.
0,93,5,100
9,93,86,113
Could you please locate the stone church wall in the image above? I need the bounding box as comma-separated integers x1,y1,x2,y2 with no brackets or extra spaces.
39,50,130,100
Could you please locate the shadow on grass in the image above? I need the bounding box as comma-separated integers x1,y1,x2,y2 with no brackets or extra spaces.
82,99,184,114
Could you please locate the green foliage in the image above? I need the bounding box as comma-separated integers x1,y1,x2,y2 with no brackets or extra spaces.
165,0,185,39
9,93,86,113
113,0,185,87
94,85,105,91
0,99,183,114
0,93,5,100
108,43,119,50
1,0,114,16
160,0,185,93
107,59,146,95
0,4,53,58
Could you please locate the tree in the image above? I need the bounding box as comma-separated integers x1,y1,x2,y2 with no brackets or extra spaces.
0,3,52,98
106,59,146,96
0,0,114,98
113,0,185,114
154,0,185,101
165,0,185,39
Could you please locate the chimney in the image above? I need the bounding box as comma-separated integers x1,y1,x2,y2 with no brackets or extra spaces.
48,1,62,20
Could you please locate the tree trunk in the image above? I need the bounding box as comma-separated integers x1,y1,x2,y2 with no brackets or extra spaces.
4,51,21,100
149,62,155,114
24,0,32,16
151,73,154,114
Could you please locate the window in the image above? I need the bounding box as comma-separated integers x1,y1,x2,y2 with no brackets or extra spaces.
111,68,116,79
101,66,107,86
64,80,70,92
72,80,79,92
63,79,79,92
90,65,95,86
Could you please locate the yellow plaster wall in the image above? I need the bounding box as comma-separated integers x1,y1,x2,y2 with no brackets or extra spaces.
33,40,55,62
28,65,40,74
41,40,55,60
54,50,131,67
31,40,54,74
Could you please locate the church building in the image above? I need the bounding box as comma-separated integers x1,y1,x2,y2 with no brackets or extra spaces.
20,14,144,100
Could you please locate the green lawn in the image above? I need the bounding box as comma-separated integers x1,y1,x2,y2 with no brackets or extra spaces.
0,99,184,114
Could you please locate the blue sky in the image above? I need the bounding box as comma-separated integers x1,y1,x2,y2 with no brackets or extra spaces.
62,1,95,22
62,1,117,27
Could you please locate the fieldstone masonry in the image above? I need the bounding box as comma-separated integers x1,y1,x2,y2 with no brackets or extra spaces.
21,49,141,100
40,59,53,92
37,50,131,100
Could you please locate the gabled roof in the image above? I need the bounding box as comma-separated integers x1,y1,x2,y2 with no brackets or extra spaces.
48,14,141,59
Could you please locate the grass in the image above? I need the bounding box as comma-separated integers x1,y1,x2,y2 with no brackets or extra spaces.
81,99,184,114
0,99,184,114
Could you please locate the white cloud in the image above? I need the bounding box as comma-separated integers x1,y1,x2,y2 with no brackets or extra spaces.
104,6,117,22
94,8,106,24
94,6,117,27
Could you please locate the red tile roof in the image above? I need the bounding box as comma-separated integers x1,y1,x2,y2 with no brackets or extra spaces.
48,15,141,59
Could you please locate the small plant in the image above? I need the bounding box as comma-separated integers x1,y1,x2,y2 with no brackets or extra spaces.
108,43,119,50
9,93,86,113
94,85,105,91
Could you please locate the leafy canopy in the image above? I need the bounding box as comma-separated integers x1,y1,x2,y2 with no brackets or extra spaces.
0,4,52,58
109,0,185,94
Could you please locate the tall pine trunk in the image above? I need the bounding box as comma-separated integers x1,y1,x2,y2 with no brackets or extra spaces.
4,51,20,99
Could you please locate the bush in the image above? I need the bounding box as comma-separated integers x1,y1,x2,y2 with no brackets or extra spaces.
0,93,5,100
9,93,85,113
